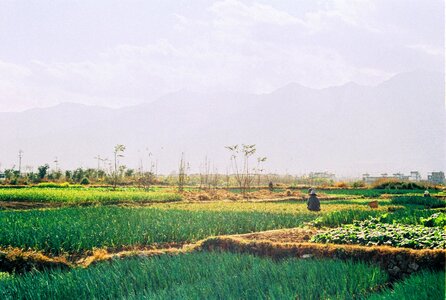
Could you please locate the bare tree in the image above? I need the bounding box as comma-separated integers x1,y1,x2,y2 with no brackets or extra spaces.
210,165,219,189
18,150,23,177
225,144,257,197
113,144,126,189
178,152,189,192
256,156,267,186
199,156,211,190
225,166,230,189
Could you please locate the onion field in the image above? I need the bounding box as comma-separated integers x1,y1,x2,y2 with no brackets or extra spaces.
0,206,315,254
0,188,181,204
0,187,444,299
0,252,389,299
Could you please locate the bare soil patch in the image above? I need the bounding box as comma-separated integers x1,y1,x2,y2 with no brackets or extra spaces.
0,201,62,210
235,227,322,243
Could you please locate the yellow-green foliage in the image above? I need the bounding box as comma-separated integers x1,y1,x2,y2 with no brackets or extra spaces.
154,201,383,215
0,188,181,204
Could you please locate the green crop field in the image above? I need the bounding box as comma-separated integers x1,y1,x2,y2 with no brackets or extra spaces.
312,217,446,249
317,189,438,198
0,187,444,299
0,188,181,204
0,205,316,254
367,270,445,300
312,206,444,227
0,252,389,299
1,199,444,254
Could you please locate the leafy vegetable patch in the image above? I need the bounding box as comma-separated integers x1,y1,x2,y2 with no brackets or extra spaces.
311,217,445,249
420,212,446,228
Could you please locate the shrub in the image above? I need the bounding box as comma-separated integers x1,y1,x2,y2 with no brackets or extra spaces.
334,181,348,188
372,179,426,190
80,178,90,185
352,181,366,188
35,182,70,188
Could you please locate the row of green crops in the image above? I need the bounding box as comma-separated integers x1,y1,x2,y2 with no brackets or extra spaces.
312,207,444,227
311,217,446,249
0,252,388,300
0,206,315,254
391,196,445,208
0,188,181,204
367,270,445,300
311,189,437,198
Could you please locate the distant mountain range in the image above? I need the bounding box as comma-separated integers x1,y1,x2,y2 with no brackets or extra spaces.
0,69,444,177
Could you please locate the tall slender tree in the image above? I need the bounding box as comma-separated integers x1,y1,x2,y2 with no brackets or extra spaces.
113,144,126,189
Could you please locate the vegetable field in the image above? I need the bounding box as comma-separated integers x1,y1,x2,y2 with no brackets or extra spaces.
0,252,389,299
0,188,181,204
0,206,314,254
312,217,446,249
0,187,444,299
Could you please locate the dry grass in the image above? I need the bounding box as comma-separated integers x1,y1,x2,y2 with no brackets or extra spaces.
234,227,322,243
0,247,71,273
181,189,306,201
181,189,361,202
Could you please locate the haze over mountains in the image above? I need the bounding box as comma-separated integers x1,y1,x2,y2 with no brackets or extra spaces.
0,70,444,177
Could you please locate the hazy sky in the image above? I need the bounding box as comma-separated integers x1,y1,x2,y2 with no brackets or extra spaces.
0,0,444,112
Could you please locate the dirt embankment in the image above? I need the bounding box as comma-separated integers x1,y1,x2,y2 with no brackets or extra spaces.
234,228,321,243
0,248,71,273
199,236,446,280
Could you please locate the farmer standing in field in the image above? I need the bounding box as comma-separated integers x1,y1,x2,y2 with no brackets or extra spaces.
307,189,321,211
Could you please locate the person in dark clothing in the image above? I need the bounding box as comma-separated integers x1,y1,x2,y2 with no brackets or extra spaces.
307,189,320,211
268,181,274,191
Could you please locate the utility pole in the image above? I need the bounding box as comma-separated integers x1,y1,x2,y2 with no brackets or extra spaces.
18,150,23,176
54,157,59,171
155,159,158,176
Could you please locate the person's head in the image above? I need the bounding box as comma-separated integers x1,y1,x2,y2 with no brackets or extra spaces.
310,189,316,195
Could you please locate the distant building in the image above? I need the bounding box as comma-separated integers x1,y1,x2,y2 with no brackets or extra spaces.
362,173,384,185
408,171,421,182
392,173,409,180
309,172,335,180
0,173,5,181
362,172,416,185
427,171,445,185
